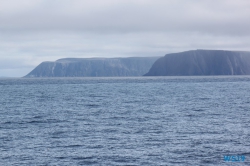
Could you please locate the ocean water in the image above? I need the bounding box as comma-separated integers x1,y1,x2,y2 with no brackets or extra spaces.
0,76,250,166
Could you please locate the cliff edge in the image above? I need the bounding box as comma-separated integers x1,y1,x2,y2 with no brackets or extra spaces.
25,57,159,77
144,50,250,76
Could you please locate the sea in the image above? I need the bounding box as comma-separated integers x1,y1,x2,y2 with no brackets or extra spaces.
0,76,250,166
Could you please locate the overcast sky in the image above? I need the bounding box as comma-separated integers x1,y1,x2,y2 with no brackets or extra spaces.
1,0,250,77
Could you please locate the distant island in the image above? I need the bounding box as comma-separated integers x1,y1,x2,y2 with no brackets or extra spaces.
25,50,250,77
144,50,250,76
24,57,159,77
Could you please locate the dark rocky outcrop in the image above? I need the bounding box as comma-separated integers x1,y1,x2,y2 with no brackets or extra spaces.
25,57,159,77
144,50,250,76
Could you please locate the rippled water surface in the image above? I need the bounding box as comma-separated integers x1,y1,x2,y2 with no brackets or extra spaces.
0,76,250,165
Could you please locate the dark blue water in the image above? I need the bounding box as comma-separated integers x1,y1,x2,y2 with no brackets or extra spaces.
0,76,250,165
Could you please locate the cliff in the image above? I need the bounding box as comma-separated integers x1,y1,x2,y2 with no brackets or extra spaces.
144,50,250,76
25,57,159,77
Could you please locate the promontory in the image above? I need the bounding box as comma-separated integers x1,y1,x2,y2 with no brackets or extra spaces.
24,57,159,77
144,50,250,76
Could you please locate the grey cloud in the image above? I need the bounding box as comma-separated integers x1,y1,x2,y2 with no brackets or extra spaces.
1,0,250,36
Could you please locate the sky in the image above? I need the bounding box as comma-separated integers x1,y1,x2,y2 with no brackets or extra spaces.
1,0,250,77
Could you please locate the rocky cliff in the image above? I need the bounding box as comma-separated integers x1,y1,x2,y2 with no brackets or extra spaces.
144,50,250,76
25,57,159,77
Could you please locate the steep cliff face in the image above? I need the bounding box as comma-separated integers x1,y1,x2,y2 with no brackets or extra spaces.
144,50,250,76
25,57,159,77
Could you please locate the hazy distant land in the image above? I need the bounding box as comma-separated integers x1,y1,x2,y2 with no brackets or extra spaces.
24,57,159,77
25,50,250,77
